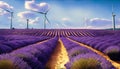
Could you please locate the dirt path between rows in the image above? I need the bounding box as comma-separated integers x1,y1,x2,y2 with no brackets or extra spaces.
46,39,69,69
67,38,120,69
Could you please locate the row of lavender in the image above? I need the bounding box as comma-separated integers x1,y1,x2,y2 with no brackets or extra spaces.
69,35,120,61
61,37,114,69
0,35,50,54
0,29,115,37
0,37,58,69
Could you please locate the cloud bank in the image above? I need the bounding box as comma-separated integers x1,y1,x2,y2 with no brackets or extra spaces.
25,1,50,13
29,17,40,24
88,18,112,26
84,18,120,29
17,11,36,19
0,1,13,18
0,1,13,11
17,11,40,25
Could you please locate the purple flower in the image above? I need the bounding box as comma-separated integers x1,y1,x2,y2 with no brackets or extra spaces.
68,46,95,59
11,52,44,69
0,54,31,69
65,53,115,69
0,44,12,54
103,46,120,61
103,46,120,54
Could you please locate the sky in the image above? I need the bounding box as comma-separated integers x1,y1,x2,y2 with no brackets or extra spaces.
0,0,120,29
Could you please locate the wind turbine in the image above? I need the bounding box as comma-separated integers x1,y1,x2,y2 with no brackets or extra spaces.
32,10,50,29
25,1,50,29
29,2,50,29
0,8,13,29
112,5,116,30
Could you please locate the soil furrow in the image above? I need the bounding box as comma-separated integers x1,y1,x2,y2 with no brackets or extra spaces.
46,39,69,69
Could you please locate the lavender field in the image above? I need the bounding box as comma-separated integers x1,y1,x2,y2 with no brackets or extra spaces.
1,0,120,69
0,29,119,69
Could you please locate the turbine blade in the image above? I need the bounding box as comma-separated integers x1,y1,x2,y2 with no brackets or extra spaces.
2,8,11,13
43,15,47,29
31,10,44,14
45,15,50,24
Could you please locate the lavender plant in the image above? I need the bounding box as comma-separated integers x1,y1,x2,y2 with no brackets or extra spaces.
65,53,115,69
0,54,31,69
103,46,120,61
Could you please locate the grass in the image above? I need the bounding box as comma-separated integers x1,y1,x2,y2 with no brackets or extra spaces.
71,58,101,69
0,60,15,69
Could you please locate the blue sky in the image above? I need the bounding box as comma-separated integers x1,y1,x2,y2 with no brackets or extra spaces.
0,0,120,29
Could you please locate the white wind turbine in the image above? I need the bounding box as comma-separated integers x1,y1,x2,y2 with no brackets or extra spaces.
0,8,14,29
31,2,50,29
112,5,116,30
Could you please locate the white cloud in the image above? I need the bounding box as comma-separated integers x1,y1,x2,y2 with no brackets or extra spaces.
83,18,120,29
52,17,120,29
17,11,41,25
62,17,71,22
86,18,112,29
25,1,38,11
0,10,9,16
17,17,40,25
0,8,3,13
90,18,111,22
0,1,13,18
88,18,112,26
17,11,36,19
0,10,11,20
38,2,50,13
25,1,50,13
0,1,13,11
29,17,40,24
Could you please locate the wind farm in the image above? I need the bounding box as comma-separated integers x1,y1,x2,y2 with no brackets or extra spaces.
0,0,120,69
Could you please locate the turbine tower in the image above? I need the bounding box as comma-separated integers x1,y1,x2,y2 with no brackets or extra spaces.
112,5,116,30
1,8,13,29
27,19,29,29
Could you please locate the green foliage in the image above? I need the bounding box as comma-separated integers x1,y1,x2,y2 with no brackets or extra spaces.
106,49,119,54
0,60,15,69
71,51,81,57
71,58,101,69
70,50,87,58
